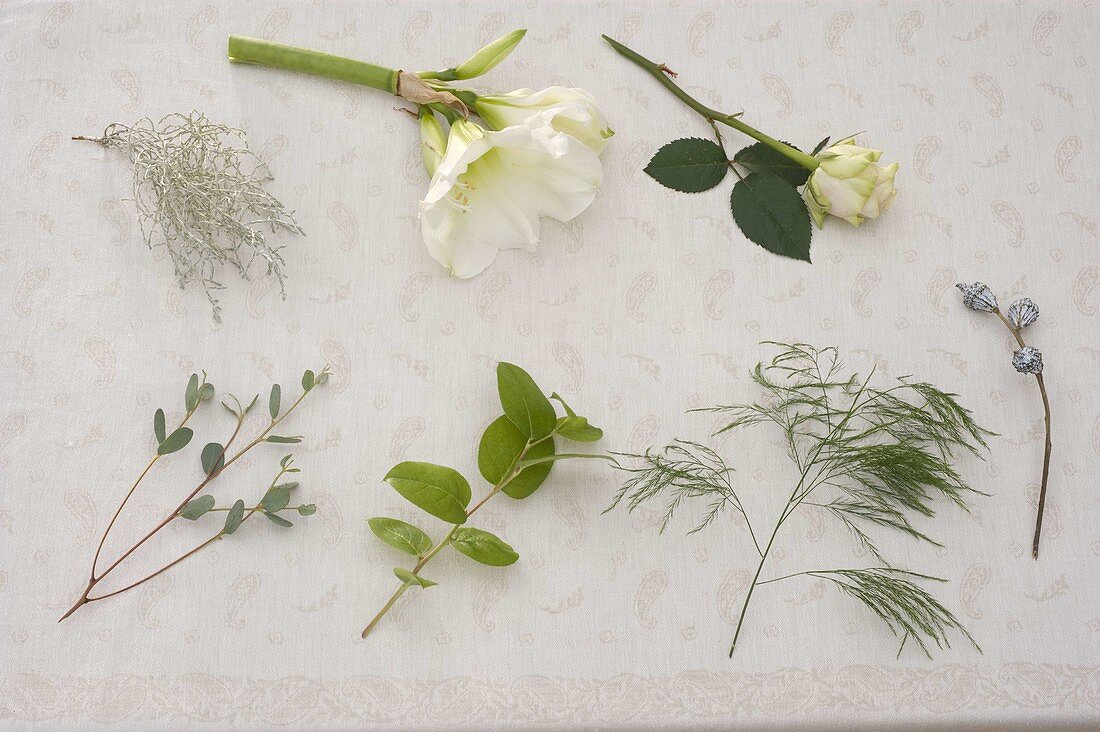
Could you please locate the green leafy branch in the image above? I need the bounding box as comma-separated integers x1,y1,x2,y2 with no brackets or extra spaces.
60,367,331,622
609,343,992,659
603,35,827,262
362,362,613,639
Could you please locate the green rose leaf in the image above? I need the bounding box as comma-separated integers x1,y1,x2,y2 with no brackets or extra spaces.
450,527,519,566
269,383,281,420
302,369,316,392
266,435,302,444
368,517,433,556
384,461,471,524
200,442,225,476
497,362,556,439
643,138,728,193
264,512,293,528
730,171,813,263
811,136,831,156
297,504,316,516
733,142,812,186
178,494,215,520
556,416,604,442
477,415,555,499
157,426,193,455
184,373,200,412
222,499,246,534
153,408,166,444
394,567,437,588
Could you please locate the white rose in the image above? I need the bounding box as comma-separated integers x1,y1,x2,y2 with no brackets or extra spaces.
803,138,899,227
419,118,602,278
475,87,614,155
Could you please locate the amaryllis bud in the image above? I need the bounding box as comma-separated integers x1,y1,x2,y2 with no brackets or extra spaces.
1012,346,1043,375
1007,298,1039,329
956,282,999,313
454,29,527,80
418,110,447,178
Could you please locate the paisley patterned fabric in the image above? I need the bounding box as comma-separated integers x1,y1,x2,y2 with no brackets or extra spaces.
0,0,1097,728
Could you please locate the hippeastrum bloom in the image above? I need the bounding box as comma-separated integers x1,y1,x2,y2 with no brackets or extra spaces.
475,87,614,155
419,118,602,278
803,138,899,227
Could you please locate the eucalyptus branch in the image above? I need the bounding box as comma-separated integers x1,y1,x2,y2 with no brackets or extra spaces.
610,343,990,659
361,364,610,639
956,282,1051,558
59,367,330,622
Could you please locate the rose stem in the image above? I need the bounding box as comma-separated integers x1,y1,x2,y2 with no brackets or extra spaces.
601,35,819,171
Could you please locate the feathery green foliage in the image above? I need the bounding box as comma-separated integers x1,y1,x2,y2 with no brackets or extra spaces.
609,342,991,658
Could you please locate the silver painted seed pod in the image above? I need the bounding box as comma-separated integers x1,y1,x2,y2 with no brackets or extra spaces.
956,282,999,313
1007,297,1039,329
1012,346,1043,375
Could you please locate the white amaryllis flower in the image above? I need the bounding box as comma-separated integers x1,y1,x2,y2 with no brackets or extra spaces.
419,118,602,278
475,87,613,155
803,138,899,227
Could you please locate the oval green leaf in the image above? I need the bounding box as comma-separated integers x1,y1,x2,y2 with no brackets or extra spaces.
198,382,215,402
266,435,302,444
556,416,604,443
297,504,316,516
302,369,315,392
269,383,281,420
384,461,471,524
260,483,296,513
200,442,225,476
264,512,293,528
368,517,433,556
184,373,199,412
158,427,193,455
223,499,246,534
643,137,728,193
178,494,215,520
477,415,525,484
496,362,556,439
477,415,555,499
153,408,166,444
394,567,437,588
730,171,813,262
450,527,519,566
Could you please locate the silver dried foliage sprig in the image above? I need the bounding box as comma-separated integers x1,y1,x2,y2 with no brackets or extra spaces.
956,282,1052,558
74,112,304,321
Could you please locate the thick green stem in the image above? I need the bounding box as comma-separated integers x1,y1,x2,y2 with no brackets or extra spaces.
602,35,819,172
228,36,399,94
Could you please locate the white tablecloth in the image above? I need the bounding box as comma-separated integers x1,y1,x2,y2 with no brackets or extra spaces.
2,0,1098,729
